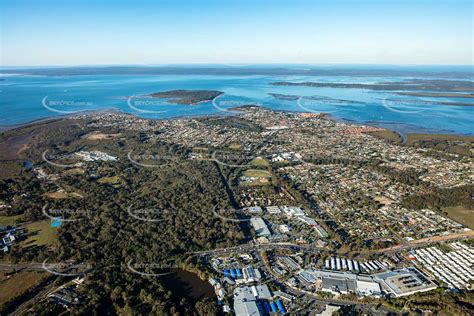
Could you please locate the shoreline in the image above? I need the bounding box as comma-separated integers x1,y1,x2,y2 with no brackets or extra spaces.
1,106,472,145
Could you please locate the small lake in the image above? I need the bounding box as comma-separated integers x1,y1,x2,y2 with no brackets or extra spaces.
162,268,215,304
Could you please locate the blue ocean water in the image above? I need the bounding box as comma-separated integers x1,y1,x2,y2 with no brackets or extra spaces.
0,73,473,136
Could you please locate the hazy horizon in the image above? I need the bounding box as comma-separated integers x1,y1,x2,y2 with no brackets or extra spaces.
1,0,472,66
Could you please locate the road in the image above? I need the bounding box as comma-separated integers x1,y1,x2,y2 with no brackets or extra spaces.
372,230,474,254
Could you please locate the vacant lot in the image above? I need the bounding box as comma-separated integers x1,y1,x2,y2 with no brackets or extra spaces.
367,130,402,143
43,190,84,199
251,157,270,167
98,175,121,187
443,206,474,229
228,144,242,150
0,215,23,226
242,169,272,186
82,131,121,140
22,220,57,248
0,271,47,308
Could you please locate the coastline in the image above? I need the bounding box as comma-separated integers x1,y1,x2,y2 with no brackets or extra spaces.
1,106,473,146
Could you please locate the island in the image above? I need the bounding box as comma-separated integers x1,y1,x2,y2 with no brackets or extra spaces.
148,89,223,105
272,79,474,93
269,93,366,104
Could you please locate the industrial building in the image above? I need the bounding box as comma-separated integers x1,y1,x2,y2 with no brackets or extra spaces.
233,284,273,316
375,268,437,297
250,217,271,237
297,267,435,298
233,287,261,316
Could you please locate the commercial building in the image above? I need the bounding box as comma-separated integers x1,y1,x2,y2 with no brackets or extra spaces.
266,206,281,214
297,268,435,298
233,287,261,316
250,217,271,237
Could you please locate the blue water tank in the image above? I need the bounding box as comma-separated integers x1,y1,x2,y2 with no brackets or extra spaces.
223,269,230,276
270,302,277,313
236,268,242,278
230,269,236,278
276,300,285,313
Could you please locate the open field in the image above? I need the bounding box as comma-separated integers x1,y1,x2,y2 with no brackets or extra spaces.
62,167,85,175
0,215,23,226
0,161,24,179
442,206,474,229
0,271,48,308
251,157,270,167
82,131,121,140
406,133,474,145
97,175,121,186
242,169,272,186
228,143,242,150
43,190,84,199
22,220,57,248
367,130,402,144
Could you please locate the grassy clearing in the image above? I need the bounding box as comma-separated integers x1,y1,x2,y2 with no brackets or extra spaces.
43,191,69,199
407,133,474,145
82,132,121,140
442,206,474,229
242,169,272,186
0,215,23,226
244,169,272,178
229,144,242,150
62,167,85,175
43,190,83,199
367,130,402,143
251,157,270,167
97,175,121,187
22,220,57,248
0,162,23,179
0,271,47,308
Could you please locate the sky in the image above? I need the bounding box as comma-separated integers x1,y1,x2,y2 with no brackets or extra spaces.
0,0,472,66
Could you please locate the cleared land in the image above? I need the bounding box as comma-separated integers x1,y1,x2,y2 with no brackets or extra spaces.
367,130,403,144
0,215,23,226
442,206,474,229
43,191,83,199
406,134,474,145
251,157,270,167
242,169,272,186
82,132,121,140
22,220,57,248
0,271,47,308
97,175,121,186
